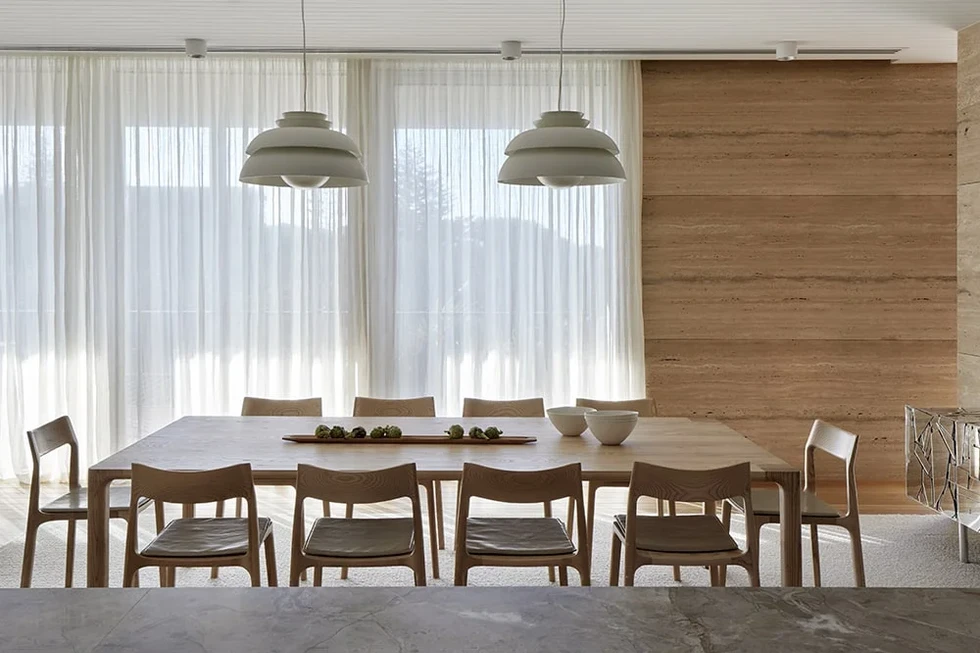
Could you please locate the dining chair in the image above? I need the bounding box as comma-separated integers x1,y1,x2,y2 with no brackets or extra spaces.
720,419,865,587
460,396,559,580
20,415,162,588
123,462,277,588
454,462,590,586
462,397,545,418
351,395,440,580
211,396,321,581
573,397,659,536
610,461,759,587
290,463,427,587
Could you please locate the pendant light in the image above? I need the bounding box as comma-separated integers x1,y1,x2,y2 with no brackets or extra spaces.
239,0,367,189
498,0,626,188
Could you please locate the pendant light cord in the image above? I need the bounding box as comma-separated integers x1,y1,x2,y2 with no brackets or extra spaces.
301,0,308,111
557,0,566,111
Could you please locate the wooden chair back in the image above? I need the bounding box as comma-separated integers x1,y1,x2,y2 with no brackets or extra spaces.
241,397,322,416
459,462,581,505
805,419,860,517
25,416,81,511
352,396,436,417
576,397,657,417
627,461,752,505
295,463,420,506
130,462,257,507
462,397,544,418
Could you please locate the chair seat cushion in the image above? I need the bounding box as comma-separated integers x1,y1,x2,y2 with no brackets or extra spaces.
304,518,415,558
142,517,272,558
614,514,738,553
734,489,840,518
42,486,149,514
466,517,575,556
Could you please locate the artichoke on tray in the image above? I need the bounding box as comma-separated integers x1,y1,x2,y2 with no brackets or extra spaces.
369,426,386,439
350,426,367,439
446,424,465,440
386,425,403,439
484,426,503,440
329,425,347,439
314,424,330,439
469,426,488,440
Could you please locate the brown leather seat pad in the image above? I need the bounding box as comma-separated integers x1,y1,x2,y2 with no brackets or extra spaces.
732,489,840,518
42,486,149,514
465,517,575,556
304,517,415,558
142,517,272,558
614,514,738,553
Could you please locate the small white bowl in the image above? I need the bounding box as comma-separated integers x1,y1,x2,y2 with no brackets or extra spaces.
547,406,597,436
585,410,639,446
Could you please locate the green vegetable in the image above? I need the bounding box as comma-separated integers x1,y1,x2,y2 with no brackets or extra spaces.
329,425,347,439
484,426,503,440
350,426,367,439
469,426,488,440
314,424,330,439
369,426,386,439
386,425,403,439
446,424,465,440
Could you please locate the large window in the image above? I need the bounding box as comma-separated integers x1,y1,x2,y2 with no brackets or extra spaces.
0,54,642,478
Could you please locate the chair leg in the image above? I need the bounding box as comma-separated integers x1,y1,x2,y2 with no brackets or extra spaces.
321,499,331,518
669,500,681,582
609,534,622,586
20,515,39,588
314,567,323,586
236,497,243,517
566,498,575,541
709,565,718,587
586,482,599,548
719,501,732,586
748,561,761,587
65,518,76,588
264,535,278,587
123,561,137,588
454,561,468,586
810,524,822,587
423,482,440,580
848,520,866,587
543,501,556,583
289,560,303,587
558,566,568,586
211,500,225,579
434,480,445,550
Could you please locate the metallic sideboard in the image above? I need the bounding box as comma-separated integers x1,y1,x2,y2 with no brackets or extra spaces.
906,405,980,562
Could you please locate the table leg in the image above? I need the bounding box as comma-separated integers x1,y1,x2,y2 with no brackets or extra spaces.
960,522,970,563
771,470,803,587
86,471,111,587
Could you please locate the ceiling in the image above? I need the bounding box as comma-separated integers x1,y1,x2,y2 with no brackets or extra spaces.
1,0,979,63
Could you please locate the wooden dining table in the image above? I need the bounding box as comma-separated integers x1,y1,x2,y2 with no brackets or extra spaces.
86,416,803,587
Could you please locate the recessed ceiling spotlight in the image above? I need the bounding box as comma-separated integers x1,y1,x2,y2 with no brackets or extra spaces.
501,40,522,61
776,41,798,62
185,38,207,59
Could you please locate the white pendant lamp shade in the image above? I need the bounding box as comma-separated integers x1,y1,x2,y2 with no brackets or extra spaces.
497,0,625,188
498,110,626,187
239,111,368,188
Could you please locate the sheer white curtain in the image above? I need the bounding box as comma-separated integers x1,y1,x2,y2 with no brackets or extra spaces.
360,58,645,414
0,54,642,479
0,55,363,479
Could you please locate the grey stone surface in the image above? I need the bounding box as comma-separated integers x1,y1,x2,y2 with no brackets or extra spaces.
3,587,980,652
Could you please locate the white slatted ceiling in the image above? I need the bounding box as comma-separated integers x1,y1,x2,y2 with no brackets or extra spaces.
0,0,977,62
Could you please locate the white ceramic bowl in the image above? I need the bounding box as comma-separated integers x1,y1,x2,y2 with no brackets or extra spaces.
547,406,597,436
585,410,639,446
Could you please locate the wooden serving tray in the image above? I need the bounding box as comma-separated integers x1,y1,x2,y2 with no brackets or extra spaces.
283,435,536,445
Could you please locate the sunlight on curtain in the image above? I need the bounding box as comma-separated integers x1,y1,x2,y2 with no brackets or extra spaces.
0,54,642,479
0,55,363,479
360,59,644,414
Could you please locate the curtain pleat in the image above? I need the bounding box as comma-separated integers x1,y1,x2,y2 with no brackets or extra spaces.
0,54,643,480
